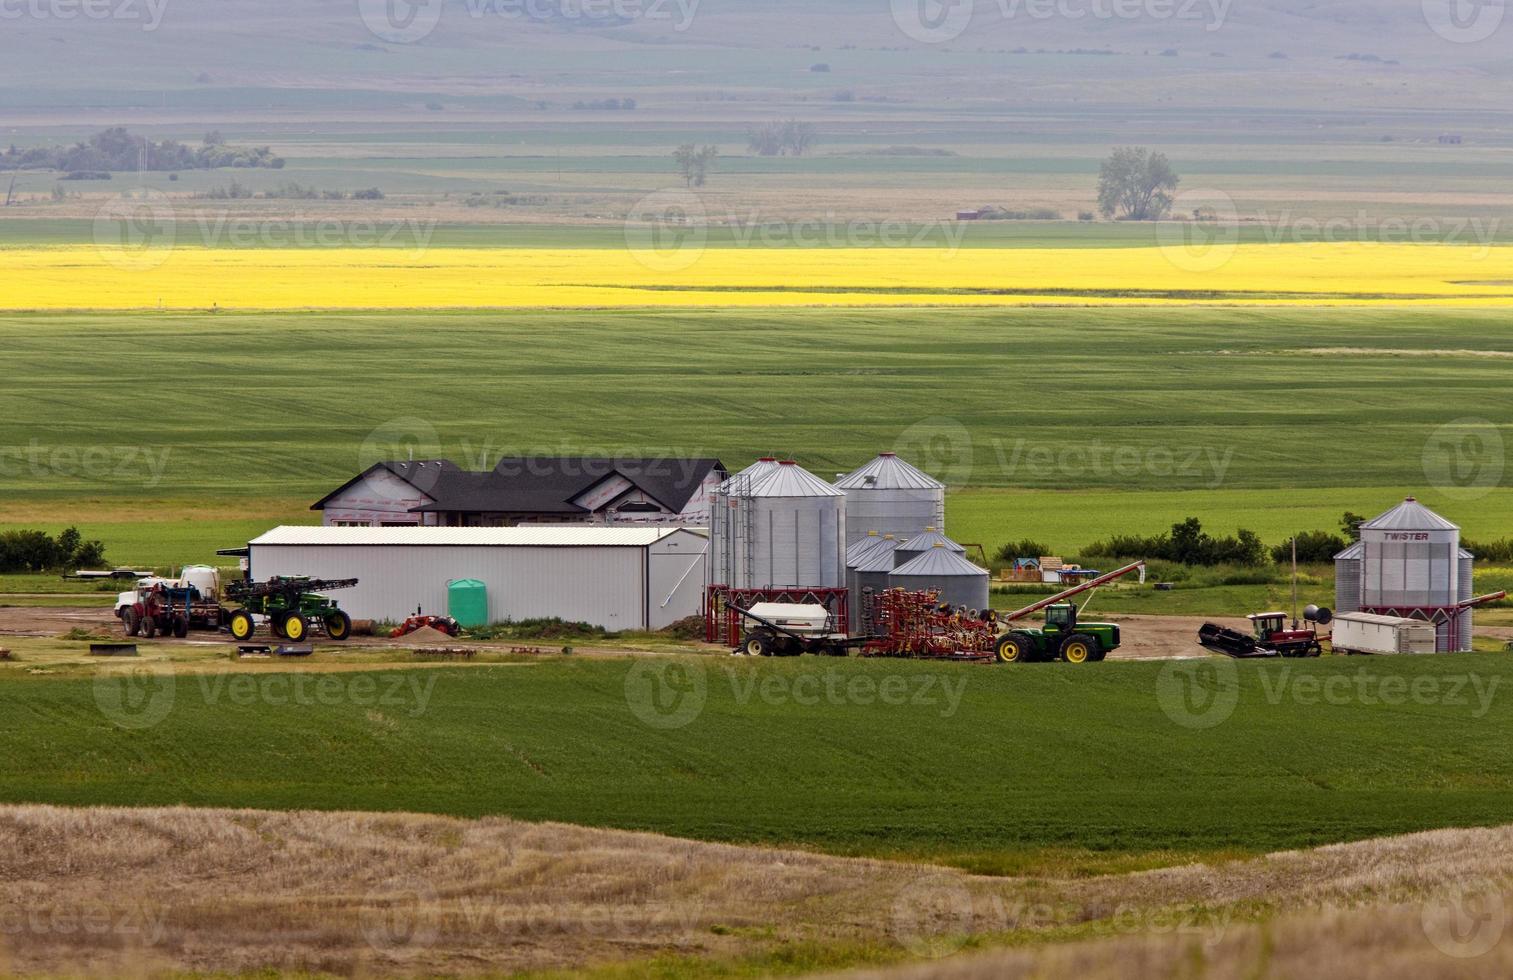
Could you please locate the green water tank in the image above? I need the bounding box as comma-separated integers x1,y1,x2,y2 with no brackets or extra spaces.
447,579,489,628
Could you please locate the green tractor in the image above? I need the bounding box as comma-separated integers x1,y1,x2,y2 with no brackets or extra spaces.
993,602,1122,664
224,576,358,643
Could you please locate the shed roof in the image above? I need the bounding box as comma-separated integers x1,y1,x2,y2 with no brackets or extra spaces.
834,453,945,491
250,525,703,548
891,546,988,578
1362,497,1459,532
1334,541,1364,561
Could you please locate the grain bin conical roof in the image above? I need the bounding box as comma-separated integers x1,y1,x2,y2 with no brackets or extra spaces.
892,545,987,578
746,460,844,497
896,528,965,554
854,537,901,573
718,457,780,494
834,452,946,491
846,530,883,566
1361,496,1459,532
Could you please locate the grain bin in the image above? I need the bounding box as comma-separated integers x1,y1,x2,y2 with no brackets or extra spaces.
893,527,965,568
1353,496,1470,652
835,452,946,548
1334,541,1363,614
890,543,990,614
710,457,780,588
846,530,884,568
713,460,846,589
848,534,898,631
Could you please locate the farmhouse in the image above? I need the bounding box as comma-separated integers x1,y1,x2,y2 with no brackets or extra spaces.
313,457,727,528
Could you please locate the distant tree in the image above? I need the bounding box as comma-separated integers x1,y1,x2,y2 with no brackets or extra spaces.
747,120,819,157
1272,530,1348,564
1340,511,1367,542
672,143,719,187
1097,146,1178,221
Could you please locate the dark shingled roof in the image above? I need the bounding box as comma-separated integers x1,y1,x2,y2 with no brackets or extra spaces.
313,457,726,517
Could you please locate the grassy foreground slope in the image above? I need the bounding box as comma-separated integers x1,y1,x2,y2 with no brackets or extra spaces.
4,655,1513,872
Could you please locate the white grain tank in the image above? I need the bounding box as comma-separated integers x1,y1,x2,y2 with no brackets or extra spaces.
1357,496,1467,652
726,460,846,589
834,452,946,548
890,543,991,614
709,457,780,588
893,527,965,568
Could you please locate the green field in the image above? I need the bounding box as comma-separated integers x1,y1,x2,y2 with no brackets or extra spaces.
6,654,1513,873
1,306,1509,568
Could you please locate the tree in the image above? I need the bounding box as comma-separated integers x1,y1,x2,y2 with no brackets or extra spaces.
1340,511,1367,542
673,143,719,187
1097,146,1179,221
746,120,818,157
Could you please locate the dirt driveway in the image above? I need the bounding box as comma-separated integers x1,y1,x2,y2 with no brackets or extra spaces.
1,605,1235,660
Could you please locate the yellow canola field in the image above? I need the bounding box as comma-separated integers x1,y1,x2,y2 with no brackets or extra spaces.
5,242,1513,309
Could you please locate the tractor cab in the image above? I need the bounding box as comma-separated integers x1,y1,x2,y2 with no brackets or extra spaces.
1043,603,1078,635
1248,612,1287,641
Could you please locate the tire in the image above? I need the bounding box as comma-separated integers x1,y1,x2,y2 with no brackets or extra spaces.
1059,633,1099,664
269,618,286,639
141,615,158,639
744,631,773,657
281,611,307,643
995,633,1035,664
228,609,256,642
123,608,140,637
325,610,352,641
172,616,189,639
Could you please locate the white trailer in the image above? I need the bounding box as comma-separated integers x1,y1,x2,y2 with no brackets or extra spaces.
1330,612,1438,655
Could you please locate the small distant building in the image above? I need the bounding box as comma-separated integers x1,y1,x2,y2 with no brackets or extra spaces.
314,457,727,529
955,209,982,221
1439,134,1464,145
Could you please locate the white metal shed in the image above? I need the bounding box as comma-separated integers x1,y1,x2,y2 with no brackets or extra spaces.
246,525,708,630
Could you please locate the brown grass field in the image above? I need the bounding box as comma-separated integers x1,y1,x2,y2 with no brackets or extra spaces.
4,805,1513,978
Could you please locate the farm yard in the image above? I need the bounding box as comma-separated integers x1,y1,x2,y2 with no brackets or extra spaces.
6,1,1513,976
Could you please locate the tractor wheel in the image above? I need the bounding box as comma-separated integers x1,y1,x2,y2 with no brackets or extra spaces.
744,631,773,657
141,615,158,639
122,608,140,637
1059,634,1098,664
995,634,1034,664
325,610,352,641
172,616,189,639
228,610,256,642
281,612,308,643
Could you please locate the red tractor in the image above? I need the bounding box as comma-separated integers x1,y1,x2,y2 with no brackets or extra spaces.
390,614,462,639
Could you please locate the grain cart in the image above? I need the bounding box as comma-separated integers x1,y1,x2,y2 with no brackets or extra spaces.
992,560,1146,664
223,576,358,642
732,602,859,657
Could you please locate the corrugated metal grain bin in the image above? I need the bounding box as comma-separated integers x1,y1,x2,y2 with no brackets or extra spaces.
834,452,946,548
890,544,990,613
710,460,845,589
247,526,707,630
448,579,489,628
1330,612,1439,655
893,528,965,568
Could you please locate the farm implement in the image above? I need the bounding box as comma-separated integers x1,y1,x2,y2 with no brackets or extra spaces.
988,560,1147,664
1197,608,1331,659
725,559,1147,664
223,576,358,643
